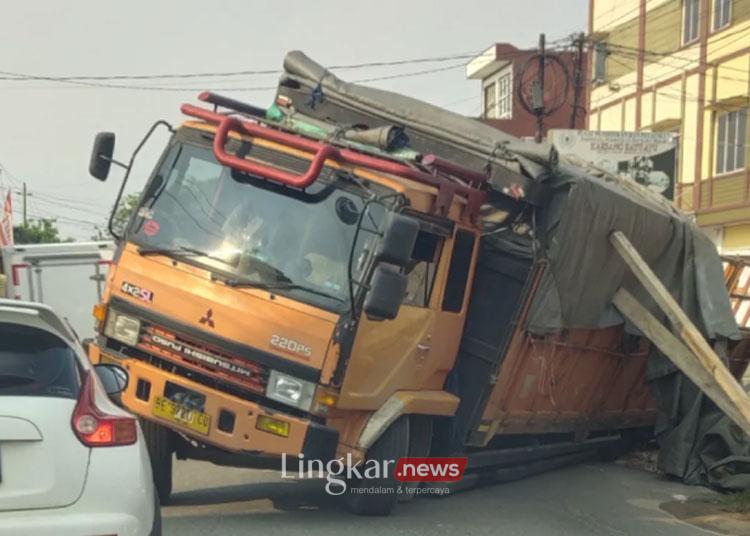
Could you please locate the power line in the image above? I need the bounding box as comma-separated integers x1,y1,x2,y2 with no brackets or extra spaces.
438,94,480,108
585,3,750,83
585,0,750,95
31,191,111,211
351,62,468,84
11,207,100,229
0,71,278,92
31,196,109,218
604,20,750,76
0,64,468,92
588,27,750,100
0,52,482,82
0,45,566,92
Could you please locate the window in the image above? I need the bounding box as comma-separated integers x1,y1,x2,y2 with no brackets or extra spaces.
716,109,748,175
134,143,388,313
483,70,512,119
683,0,700,44
496,73,512,119
441,230,476,313
713,0,731,30
483,83,496,118
0,323,81,399
403,231,442,307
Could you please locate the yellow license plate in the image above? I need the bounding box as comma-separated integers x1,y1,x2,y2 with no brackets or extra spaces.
153,396,211,435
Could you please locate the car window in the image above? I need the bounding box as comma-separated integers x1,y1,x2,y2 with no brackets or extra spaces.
0,323,82,399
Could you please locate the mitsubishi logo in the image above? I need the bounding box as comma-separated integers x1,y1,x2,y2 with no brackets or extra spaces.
199,308,215,328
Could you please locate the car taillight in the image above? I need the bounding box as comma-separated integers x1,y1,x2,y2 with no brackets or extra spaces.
72,372,137,447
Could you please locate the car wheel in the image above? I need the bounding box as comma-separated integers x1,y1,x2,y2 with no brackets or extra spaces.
343,416,409,516
141,419,173,504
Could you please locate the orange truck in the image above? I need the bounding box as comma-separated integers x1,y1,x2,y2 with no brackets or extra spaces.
87,80,745,514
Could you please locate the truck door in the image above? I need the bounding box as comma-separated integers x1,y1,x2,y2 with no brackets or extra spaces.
427,228,479,383
338,223,476,410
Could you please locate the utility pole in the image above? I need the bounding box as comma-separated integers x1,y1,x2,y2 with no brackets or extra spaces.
22,182,27,225
570,33,586,129
533,33,546,143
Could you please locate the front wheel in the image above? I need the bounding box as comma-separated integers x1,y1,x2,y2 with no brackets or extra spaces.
141,419,174,505
343,416,409,516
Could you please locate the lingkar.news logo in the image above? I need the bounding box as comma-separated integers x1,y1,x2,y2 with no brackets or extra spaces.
281,454,468,495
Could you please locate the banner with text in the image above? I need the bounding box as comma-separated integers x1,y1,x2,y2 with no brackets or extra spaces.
550,130,678,200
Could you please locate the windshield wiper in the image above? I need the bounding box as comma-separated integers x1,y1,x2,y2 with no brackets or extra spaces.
0,374,35,388
138,245,342,303
224,279,344,303
138,245,188,257
138,245,235,267
239,256,293,284
272,283,345,303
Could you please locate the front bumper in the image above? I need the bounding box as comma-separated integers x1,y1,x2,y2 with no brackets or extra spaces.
89,343,338,460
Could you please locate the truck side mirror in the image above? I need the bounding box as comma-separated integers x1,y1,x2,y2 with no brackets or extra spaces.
363,264,407,321
375,213,419,267
89,132,116,181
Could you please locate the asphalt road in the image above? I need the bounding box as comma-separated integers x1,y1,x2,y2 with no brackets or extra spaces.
161,458,748,535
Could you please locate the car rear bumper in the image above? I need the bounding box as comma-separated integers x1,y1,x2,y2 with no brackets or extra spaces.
0,433,156,536
91,343,339,460
0,511,144,536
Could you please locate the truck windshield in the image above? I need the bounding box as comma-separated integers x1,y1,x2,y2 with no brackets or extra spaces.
126,142,387,312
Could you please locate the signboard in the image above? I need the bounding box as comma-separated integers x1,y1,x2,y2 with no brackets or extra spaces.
549,130,678,199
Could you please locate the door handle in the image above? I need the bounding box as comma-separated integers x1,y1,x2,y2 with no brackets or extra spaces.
417,343,431,352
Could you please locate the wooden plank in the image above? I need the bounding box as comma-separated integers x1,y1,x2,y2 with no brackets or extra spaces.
610,231,750,433
613,288,750,436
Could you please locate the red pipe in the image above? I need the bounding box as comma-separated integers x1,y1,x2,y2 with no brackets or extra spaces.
213,115,339,188
180,103,487,214
422,154,489,185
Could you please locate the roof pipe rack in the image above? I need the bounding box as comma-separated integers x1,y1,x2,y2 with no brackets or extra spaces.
422,154,490,186
181,99,488,219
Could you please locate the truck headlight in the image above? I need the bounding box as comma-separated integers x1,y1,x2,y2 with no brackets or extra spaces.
104,310,141,347
266,370,315,411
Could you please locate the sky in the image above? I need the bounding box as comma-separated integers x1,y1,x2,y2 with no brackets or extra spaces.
0,0,587,240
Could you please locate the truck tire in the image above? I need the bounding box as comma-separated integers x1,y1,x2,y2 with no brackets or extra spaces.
343,416,409,516
141,419,173,504
150,488,163,536
398,415,432,503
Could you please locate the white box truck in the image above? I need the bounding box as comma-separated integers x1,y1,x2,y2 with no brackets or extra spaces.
0,241,114,339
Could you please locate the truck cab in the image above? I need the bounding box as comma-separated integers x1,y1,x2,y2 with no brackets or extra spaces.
88,94,483,515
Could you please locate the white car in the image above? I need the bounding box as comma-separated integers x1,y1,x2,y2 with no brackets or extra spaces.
0,299,160,536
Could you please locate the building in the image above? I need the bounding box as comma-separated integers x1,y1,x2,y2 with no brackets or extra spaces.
466,43,588,138
588,0,750,253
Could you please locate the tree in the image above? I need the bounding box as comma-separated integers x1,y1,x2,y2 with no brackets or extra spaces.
13,219,63,244
110,192,141,236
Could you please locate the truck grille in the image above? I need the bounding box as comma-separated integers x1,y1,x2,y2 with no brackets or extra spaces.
135,322,268,395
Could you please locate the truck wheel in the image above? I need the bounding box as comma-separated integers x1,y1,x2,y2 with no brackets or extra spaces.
343,416,409,516
150,487,163,536
398,415,432,503
141,419,173,504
